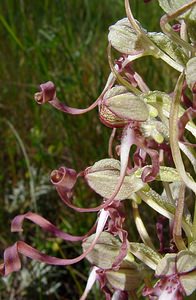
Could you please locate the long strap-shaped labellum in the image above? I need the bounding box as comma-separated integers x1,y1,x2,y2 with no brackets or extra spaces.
34,75,115,115
0,209,109,276
11,212,96,242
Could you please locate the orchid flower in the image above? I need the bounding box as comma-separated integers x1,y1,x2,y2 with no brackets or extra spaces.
143,250,196,300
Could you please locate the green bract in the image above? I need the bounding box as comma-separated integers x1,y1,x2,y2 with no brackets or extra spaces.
129,242,161,270
158,0,196,20
147,32,188,65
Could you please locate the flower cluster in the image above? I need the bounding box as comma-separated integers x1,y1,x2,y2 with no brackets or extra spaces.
1,0,196,299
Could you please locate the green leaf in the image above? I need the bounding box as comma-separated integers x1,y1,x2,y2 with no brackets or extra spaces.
105,92,149,122
186,57,196,91
148,32,188,65
129,242,161,270
85,159,145,200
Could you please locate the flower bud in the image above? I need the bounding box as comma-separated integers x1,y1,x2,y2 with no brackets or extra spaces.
82,232,122,269
99,85,149,128
85,158,145,200
106,261,144,291
99,86,129,128
105,92,149,122
108,18,145,55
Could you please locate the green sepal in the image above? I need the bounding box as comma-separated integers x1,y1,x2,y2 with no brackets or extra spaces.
82,232,121,269
85,158,145,200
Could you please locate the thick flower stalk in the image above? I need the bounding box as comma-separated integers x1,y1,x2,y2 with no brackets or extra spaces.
1,0,196,299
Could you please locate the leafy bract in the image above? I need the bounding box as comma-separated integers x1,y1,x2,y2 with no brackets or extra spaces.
143,90,196,137
148,32,188,65
136,166,181,182
129,242,161,270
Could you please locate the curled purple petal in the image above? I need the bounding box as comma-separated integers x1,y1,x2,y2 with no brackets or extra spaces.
34,81,56,104
50,166,77,190
1,210,108,276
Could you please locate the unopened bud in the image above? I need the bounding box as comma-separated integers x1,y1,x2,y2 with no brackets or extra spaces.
108,18,145,55
82,232,122,269
106,261,144,291
85,158,144,200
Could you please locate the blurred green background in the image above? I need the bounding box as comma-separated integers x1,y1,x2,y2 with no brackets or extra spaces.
0,0,186,299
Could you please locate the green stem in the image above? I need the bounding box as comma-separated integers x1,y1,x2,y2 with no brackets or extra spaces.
193,199,196,240
137,189,192,240
132,201,155,250
130,290,138,300
169,73,196,195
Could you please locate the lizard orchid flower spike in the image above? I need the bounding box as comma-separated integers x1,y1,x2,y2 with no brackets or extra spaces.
1,0,196,299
